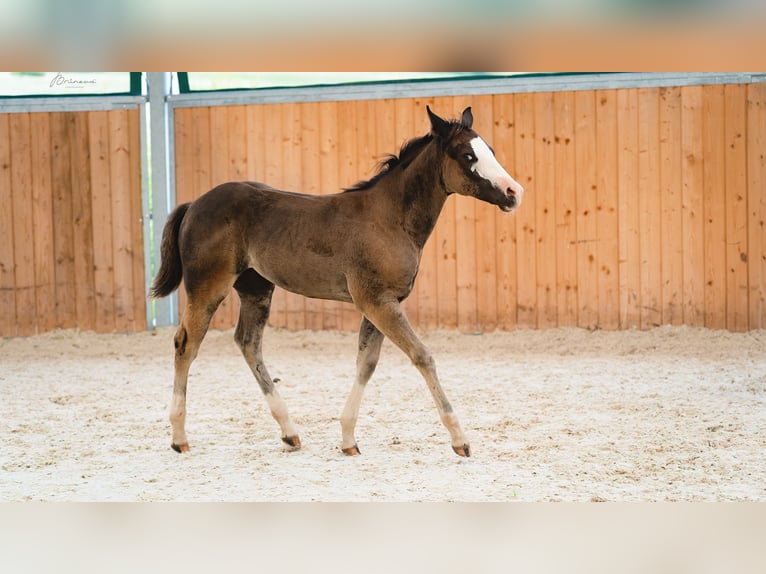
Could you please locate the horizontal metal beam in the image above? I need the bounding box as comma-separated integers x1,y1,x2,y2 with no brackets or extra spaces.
166,73,765,109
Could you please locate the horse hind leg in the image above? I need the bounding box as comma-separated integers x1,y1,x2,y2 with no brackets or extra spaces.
234,269,300,450
169,289,227,453
340,316,385,455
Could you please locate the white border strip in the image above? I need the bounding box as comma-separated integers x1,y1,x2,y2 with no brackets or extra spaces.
0,95,146,113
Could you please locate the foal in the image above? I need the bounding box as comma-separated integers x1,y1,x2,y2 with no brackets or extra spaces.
152,106,523,457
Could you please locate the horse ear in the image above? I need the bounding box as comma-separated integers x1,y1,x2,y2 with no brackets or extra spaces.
427,105,450,137
461,107,473,129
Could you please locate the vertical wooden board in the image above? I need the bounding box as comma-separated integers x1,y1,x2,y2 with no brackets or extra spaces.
225,105,250,329
70,112,96,331
245,103,267,332
336,100,371,332
208,106,235,330
659,87,684,326
227,105,248,182
262,104,286,329
108,109,135,332
637,88,662,329
596,90,620,330
171,109,187,318
191,107,213,201
373,98,397,163
127,108,146,331
413,97,439,331
245,104,278,326
226,106,248,333
514,93,538,329
216,106,240,329
724,84,749,331
88,112,116,333
398,98,421,327
49,112,76,330
9,114,36,335
340,100,364,182
394,97,420,327
336,100,361,331
429,97,457,329
452,96,479,332
574,90,599,329
0,115,16,336
280,103,306,331
356,99,378,181
172,108,189,202
174,108,198,319
343,101,372,331
225,106,247,331
209,105,232,185
30,113,56,333
702,85,727,329
88,111,116,333
173,108,194,205
245,100,268,343
472,95,499,332
298,103,322,197
493,94,518,331
171,108,192,324
392,98,425,328
747,83,766,329
318,101,342,330
176,108,211,319
552,91,578,328
344,99,382,330
246,104,265,181
454,207,478,328
533,91,557,329
680,86,705,327
434,207,458,330
300,101,325,330
616,89,641,329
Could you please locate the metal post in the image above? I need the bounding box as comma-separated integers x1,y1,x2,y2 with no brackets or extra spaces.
144,72,177,328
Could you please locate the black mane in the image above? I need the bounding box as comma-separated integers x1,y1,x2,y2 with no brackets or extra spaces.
344,119,470,193
343,133,433,193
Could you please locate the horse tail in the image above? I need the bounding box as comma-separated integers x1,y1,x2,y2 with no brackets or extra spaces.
150,202,191,298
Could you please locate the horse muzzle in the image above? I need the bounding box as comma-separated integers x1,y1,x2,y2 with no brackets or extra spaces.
499,184,523,213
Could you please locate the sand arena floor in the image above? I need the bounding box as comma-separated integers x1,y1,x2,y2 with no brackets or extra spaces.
1,325,764,501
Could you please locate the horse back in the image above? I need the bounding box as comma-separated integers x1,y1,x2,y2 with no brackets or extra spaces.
179,181,419,303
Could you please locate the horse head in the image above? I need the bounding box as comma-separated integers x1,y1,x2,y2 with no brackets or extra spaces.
427,105,524,213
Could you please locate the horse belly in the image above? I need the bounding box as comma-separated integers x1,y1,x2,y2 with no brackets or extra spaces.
242,200,355,303
251,257,353,303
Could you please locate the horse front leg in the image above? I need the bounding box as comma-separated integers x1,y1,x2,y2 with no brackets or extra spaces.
340,316,385,455
355,296,471,457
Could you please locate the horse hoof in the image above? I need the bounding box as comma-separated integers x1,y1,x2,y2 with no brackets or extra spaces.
282,435,301,449
171,443,190,453
452,444,471,457
342,445,361,456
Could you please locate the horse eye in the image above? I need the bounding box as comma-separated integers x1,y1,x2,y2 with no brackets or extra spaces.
463,153,475,162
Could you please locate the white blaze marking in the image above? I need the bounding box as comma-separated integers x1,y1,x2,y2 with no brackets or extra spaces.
469,136,524,203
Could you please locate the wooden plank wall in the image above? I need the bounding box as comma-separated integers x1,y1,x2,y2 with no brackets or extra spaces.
173,83,766,333
0,109,146,337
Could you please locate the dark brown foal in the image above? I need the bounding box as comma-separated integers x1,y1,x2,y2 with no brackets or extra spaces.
152,106,523,457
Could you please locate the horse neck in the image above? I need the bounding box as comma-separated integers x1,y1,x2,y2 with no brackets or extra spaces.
387,141,448,249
